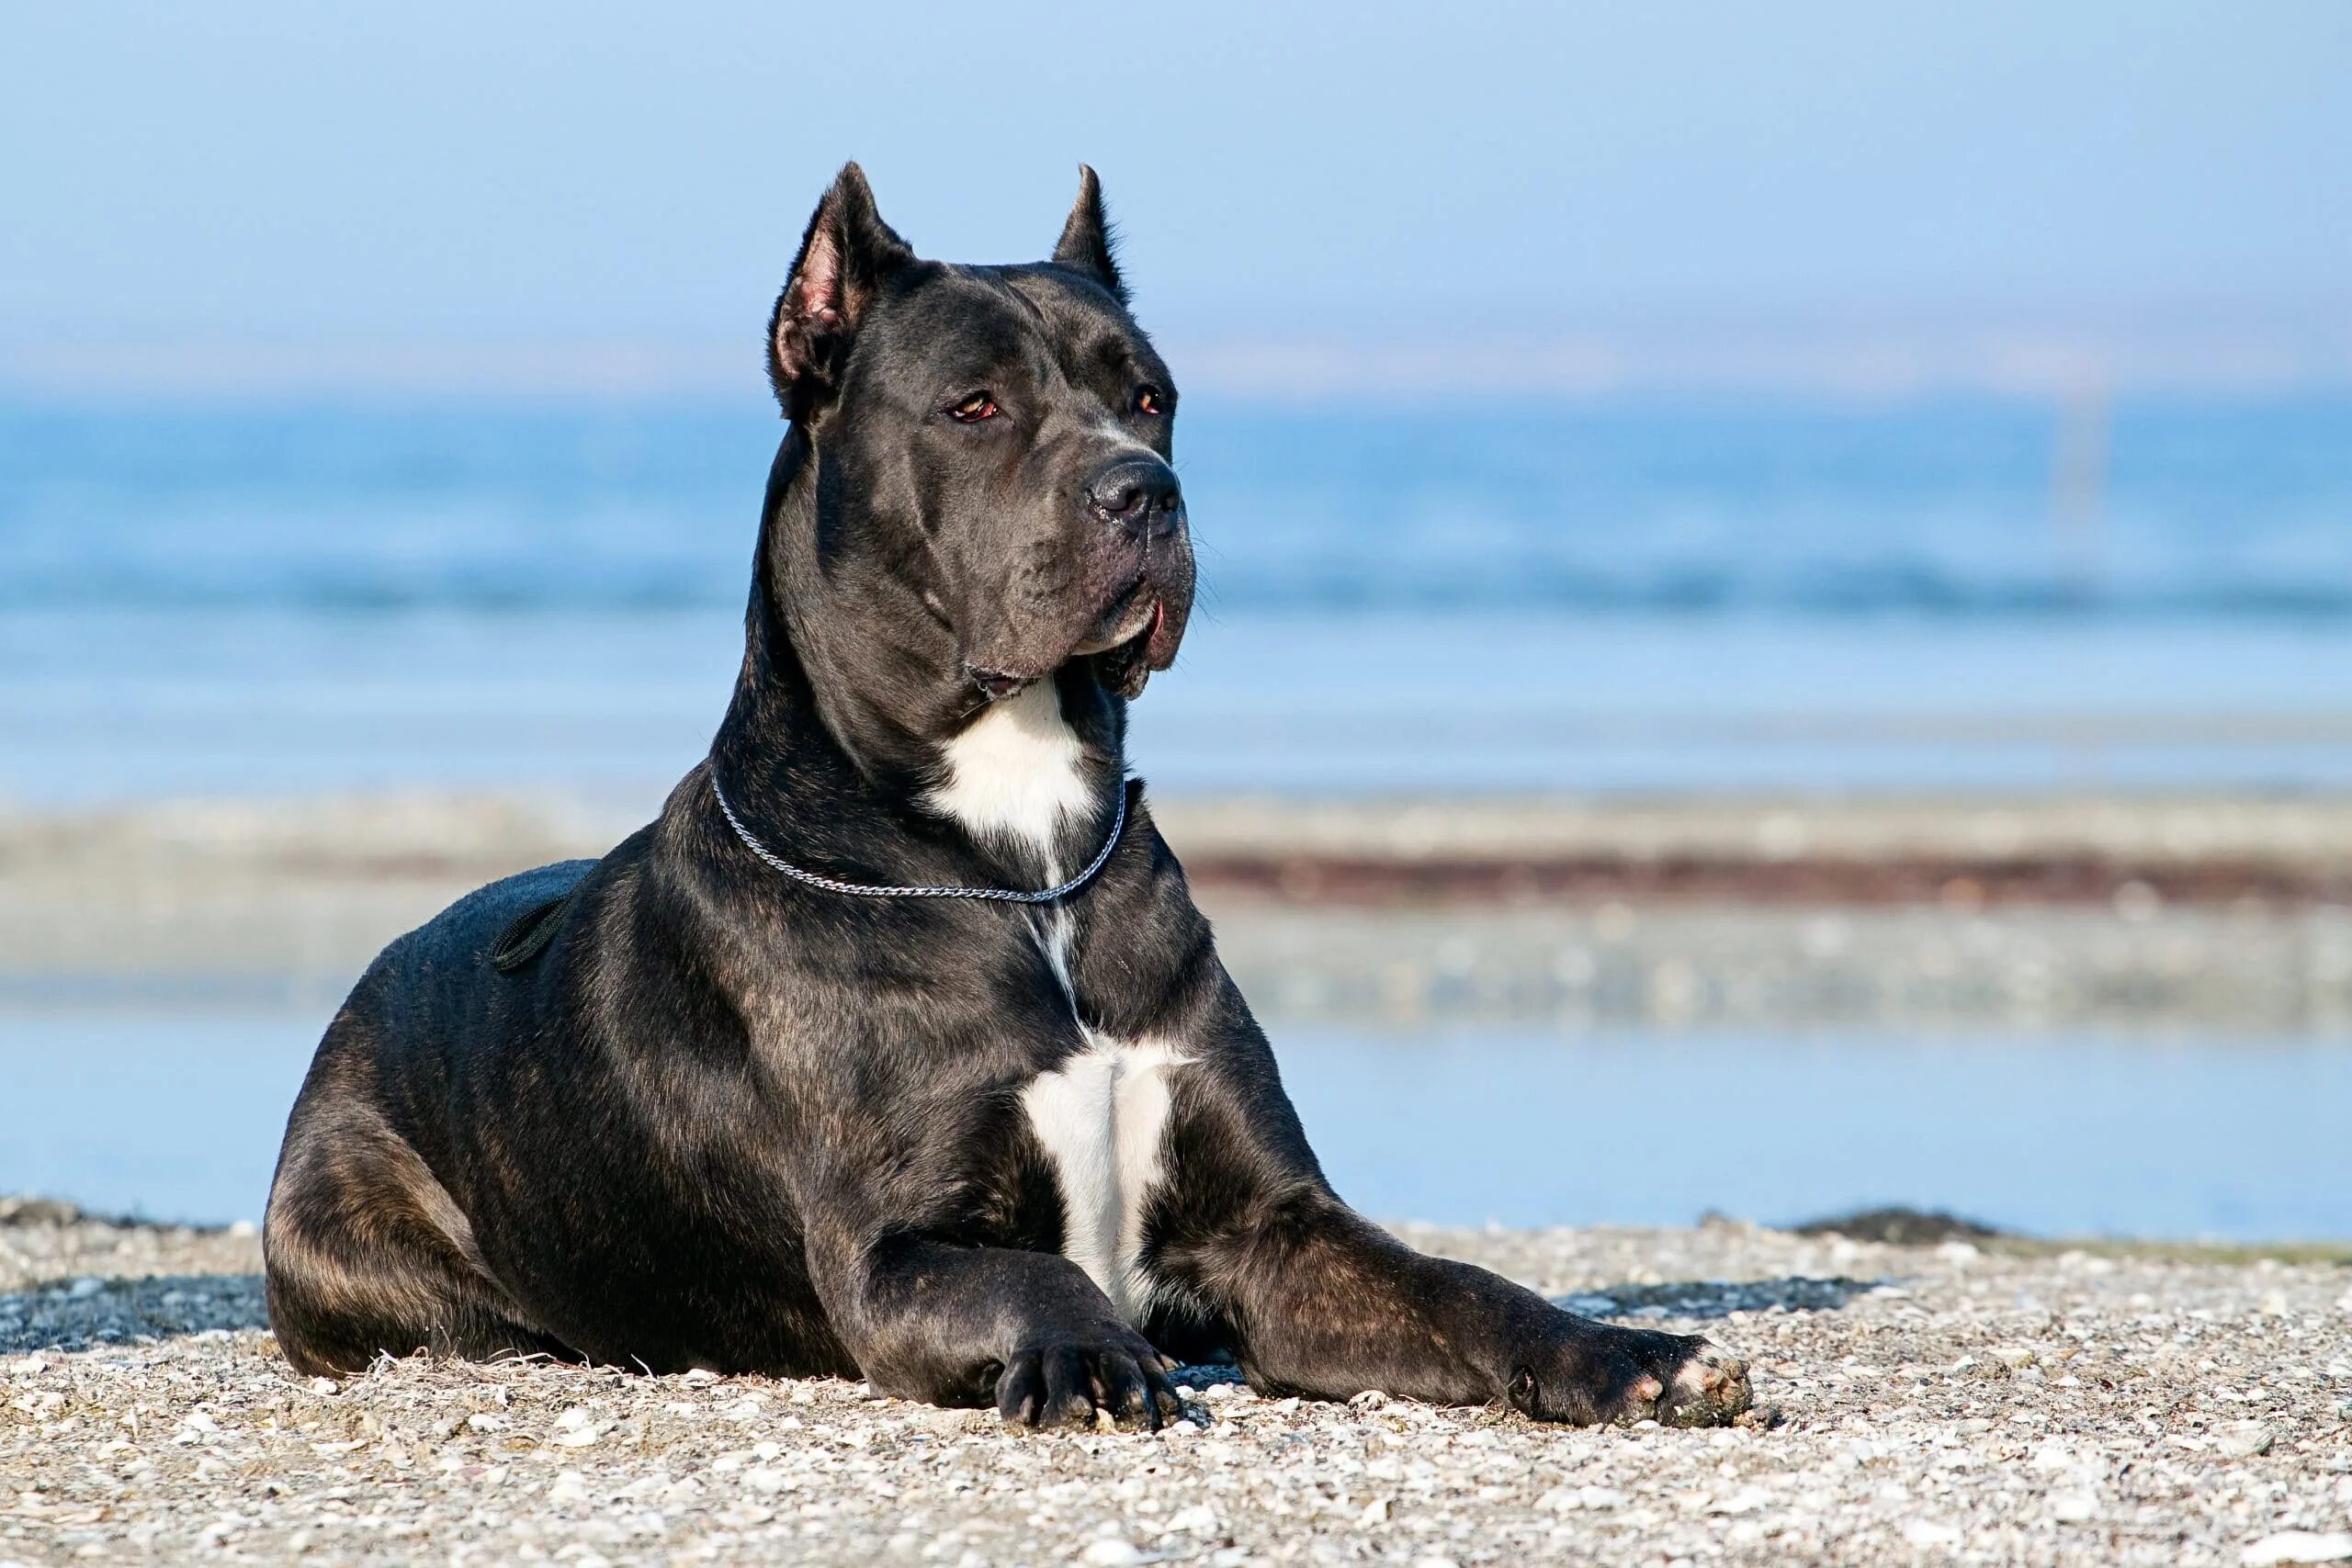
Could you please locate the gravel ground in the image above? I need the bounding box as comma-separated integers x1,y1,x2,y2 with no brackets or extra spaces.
6,1207,2351,1565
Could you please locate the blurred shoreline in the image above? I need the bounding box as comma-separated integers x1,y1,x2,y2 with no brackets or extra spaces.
7,790,2347,1034
15,300,2352,400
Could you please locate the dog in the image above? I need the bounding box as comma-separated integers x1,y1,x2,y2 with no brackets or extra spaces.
263,164,1751,1430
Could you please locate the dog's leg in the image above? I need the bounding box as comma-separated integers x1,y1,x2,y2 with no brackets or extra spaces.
806,1232,1182,1429
1148,1007,1751,1427
1181,1189,1747,1426
266,1086,567,1375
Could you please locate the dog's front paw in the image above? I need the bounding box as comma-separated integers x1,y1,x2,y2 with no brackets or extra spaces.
1506,1324,1751,1428
1654,1338,1751,1427
994,1330,1183,1431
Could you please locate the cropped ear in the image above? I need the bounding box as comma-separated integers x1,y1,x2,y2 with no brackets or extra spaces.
1050,164,1127,305
767,163,916,415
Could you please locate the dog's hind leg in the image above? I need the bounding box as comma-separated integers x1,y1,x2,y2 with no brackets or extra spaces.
264,1095,562,1376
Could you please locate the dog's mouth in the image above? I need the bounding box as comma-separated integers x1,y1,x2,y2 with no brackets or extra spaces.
965,544,1193,705
1074,568,1185,700
1086,603,1161,700
1071,575,1159,658
967,596,1161,705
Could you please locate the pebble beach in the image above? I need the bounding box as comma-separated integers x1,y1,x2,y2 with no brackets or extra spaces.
6,1203,2350,1566
7,786,2352,1562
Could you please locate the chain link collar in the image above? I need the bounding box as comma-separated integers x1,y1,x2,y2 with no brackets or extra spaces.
708,770,1127,903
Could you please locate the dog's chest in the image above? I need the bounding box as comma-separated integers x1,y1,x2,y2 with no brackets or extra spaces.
929,688,1181,1324
1016,905,1185,1325
1020,1027,1181,1324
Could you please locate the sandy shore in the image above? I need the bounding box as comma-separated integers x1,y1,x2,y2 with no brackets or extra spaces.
6,793,2350,1031
15,791,2352,900
5,1205,2349,1565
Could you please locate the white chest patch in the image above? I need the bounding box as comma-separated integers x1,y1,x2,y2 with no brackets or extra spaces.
925,681,1090,856
934,682,1171,1319
1022,1032,1185,1324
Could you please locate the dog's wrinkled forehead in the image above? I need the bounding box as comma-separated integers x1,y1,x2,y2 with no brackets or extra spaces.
852,265,1170,422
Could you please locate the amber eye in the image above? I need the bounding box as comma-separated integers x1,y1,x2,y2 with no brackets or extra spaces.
1134,385,1165,416
950,392,999,423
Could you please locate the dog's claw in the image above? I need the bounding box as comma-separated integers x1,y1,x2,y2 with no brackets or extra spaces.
994,1336,1180,1433
1659,1342,1752,1427
1512,1325,1754,1427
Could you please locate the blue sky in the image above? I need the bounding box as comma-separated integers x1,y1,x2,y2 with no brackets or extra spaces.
6,2,2347,388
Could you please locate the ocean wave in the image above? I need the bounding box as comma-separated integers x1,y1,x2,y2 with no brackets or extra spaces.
6,570,2352,619
6,397,2347,623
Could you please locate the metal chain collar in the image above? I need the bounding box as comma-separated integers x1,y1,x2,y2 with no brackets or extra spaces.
708,770,1127,903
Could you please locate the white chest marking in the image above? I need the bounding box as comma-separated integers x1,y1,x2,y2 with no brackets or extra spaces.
931,682,1171,1318
1022,1032,1185,1323
925,681,1089,856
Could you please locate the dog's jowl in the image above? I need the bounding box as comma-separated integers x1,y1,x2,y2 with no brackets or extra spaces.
262,164,1751,1430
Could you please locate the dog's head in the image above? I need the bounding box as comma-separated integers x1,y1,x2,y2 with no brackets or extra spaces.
766,163,1193,705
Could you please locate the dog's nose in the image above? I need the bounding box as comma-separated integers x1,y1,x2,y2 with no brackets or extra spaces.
1085,457,1182,535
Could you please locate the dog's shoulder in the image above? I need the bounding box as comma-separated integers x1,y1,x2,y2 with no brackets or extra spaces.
363,858,600,983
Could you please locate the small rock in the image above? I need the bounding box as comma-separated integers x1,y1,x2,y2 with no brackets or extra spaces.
1078,1540,1142,1567
2216,1421,2275,1460
2049,1491,2098,1523
1162,1505,1218,1536
2243,1532,2352,1567
2028,1438,2078,1471
1904,1519,1962,1547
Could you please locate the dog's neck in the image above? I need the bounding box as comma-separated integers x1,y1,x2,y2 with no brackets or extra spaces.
708,428,1128,880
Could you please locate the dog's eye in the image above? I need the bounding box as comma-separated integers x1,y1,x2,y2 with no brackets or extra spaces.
949,393,999,423
1133,385,1166,417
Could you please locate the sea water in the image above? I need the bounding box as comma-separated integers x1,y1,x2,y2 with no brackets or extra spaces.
5,393,2349,1239
5,1007,2348,1240
5,392,2350,803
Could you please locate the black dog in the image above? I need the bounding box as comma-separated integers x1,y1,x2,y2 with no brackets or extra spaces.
264,164,1750,1430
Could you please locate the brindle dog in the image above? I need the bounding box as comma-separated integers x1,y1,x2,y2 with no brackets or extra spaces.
264,164,1751,1430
